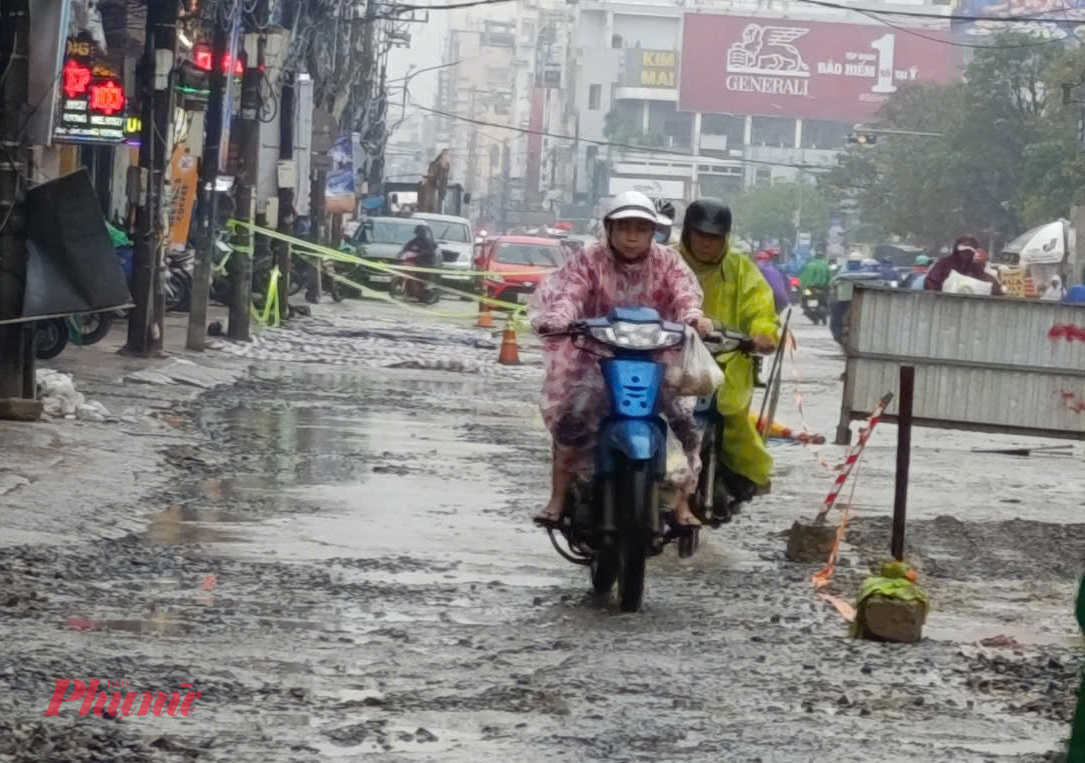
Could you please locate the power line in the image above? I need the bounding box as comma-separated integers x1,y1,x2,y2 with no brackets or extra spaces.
791,0,1084,24
395,0,515,10
412,102,835,171
843,5,1072,47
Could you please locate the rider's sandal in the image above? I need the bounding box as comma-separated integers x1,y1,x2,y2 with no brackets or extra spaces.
533,509,563,529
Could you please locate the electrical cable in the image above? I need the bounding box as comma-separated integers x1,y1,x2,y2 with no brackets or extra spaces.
791,0,1085,23
412,101,836,171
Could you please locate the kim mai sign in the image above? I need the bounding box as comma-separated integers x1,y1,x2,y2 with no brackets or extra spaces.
623,49,678,89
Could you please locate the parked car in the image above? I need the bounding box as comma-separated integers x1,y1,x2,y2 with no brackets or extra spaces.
476,236,566,306
411,212,474,290
342,216,424,291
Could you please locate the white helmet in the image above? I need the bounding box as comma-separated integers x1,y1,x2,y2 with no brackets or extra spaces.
847,251,863,262
603,192,659,225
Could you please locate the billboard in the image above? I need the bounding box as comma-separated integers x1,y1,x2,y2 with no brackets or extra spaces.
623,49,679,89
679,14,955,121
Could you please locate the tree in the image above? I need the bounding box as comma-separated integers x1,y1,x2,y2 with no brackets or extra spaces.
821,33,1085,249
603,108,664,148
731,182,831,247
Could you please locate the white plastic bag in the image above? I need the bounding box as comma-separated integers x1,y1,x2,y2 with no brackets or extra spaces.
675,327,724,397
942,270,993,296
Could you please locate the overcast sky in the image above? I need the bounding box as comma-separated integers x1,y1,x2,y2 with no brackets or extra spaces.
387,13,449,114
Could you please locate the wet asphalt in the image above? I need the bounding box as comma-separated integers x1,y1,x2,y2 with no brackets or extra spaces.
0,302,1081,762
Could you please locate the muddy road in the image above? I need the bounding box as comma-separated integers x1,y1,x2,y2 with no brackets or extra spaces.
0,305,1081,762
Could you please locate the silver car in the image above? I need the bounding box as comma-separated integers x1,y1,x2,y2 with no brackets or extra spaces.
411,213,475,289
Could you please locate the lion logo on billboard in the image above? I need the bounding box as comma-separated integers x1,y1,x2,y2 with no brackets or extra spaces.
727,24,810,77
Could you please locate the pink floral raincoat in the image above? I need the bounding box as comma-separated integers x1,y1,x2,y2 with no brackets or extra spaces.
529,241,706,493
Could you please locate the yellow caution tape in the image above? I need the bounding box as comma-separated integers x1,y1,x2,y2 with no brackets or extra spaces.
225,219,532,313
226,219,558,278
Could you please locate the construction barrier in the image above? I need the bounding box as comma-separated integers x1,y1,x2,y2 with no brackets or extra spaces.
225,219,550,315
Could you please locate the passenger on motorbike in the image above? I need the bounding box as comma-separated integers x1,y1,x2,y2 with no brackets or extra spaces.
676,199,780,503
799,250,831,291
653,199,676,245
530,191,712,528
754,250,790,313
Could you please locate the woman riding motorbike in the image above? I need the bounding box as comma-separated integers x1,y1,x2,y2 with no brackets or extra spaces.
676,199,779,505
529,192,712,528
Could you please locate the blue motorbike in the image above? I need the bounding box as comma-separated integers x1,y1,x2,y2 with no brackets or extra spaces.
545,307,718,611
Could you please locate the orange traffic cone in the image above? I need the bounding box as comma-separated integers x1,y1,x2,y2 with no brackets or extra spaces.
477,301,494,328
498,321,521,365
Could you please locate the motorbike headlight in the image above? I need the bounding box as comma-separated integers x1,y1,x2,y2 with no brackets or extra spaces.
803,289,813,296
589,321,683,350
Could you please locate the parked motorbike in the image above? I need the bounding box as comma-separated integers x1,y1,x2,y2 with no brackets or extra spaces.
390,251,439,305
679,329,757,558
166,248,195,312
542,307,694,612
801,285,829,325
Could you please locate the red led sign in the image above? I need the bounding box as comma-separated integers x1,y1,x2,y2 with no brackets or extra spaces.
63,59,91,98
90,81,125,115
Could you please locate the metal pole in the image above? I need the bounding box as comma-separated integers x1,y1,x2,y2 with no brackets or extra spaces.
125,0,167,355
891,365,915,561
149,2,178,355
187,7,232,350
229,10,266,341
0,0,29,402
276,74,295,322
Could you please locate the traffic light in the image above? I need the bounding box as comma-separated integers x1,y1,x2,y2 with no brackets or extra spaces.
848,132,878,146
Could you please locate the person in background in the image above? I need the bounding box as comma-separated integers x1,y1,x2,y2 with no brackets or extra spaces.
755,250,790,313
1042,275,1067,302
654,199,676,245
844,250,864,273
924,235,1003,295
913,255,932,274
799,249,832,292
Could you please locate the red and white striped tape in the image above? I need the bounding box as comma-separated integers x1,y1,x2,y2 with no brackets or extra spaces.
814,391,894,523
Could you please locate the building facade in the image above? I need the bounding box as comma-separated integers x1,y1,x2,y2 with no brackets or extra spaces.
567,0,953,215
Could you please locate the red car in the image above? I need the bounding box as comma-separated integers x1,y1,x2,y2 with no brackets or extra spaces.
475,236,567,306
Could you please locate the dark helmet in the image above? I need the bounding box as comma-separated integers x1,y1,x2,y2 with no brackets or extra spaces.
683,198,732,239
414,224,430,238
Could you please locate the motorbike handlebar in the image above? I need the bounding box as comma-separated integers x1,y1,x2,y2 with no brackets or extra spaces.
703,329,755,355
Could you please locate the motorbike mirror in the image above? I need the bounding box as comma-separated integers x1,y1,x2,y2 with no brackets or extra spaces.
214,240,231,253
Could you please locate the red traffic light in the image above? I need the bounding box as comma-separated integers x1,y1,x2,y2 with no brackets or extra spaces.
194,45,244,75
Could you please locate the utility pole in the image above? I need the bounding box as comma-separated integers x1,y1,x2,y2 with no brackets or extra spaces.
0,0,31,404
149,2,178,355
229,0,268,341
187,3,235,350
276,75,295,321
125,0,169,353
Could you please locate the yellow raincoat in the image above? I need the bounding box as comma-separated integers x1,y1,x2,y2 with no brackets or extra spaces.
678,243,779,486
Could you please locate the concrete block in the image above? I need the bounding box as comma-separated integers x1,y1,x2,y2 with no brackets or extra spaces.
785,519,837,563
0,398,43,422
859,595,925,643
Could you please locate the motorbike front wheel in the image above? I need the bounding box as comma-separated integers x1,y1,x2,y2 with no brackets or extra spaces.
590,548,619,594
389,278,407,300
74,312,113,345
615,460,655,612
